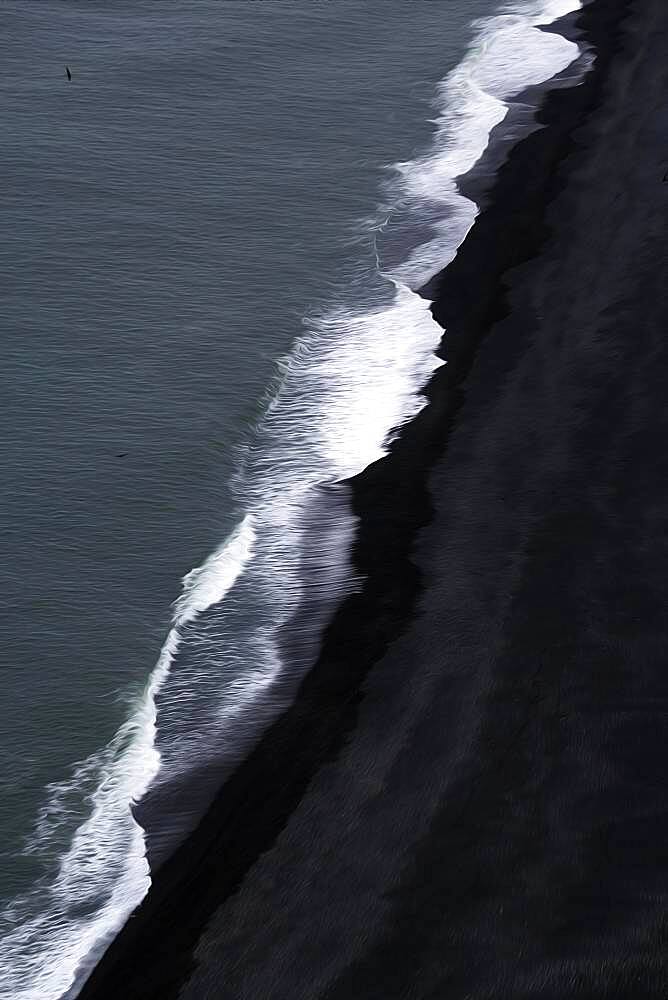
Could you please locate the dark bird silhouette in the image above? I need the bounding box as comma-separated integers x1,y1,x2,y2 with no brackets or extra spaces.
65,66,72,81
115,453,128,458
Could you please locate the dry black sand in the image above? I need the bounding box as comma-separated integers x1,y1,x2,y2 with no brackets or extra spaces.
78,0,668,996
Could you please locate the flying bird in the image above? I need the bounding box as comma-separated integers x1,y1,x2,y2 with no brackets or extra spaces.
65,66,72,81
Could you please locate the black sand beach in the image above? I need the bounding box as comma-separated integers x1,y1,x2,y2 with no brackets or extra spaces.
78,0,668,996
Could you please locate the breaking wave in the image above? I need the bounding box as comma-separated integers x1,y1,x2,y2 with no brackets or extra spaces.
0,3,583,997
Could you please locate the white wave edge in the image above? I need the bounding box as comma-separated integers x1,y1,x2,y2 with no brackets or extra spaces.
0,516,255,1000
385,0,583,287
0,2,583,997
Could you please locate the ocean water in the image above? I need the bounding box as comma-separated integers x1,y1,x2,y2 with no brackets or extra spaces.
0,1,582,997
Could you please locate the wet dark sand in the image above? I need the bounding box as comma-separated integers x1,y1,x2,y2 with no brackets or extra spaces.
78,0,668,996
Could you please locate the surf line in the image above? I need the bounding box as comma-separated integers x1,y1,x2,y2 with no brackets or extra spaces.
0,516,256,1000
0,3,585,997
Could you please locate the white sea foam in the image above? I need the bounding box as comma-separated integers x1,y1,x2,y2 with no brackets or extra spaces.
118,0,585,869
174,514,256,627
250,280,444,495
0,518,255,1000
383,0,582,287
0,2,583,996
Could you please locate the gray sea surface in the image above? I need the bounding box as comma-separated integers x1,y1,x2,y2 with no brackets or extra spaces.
0,0,499,991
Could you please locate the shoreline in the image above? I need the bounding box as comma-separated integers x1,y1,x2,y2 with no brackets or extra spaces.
76,0,657,995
